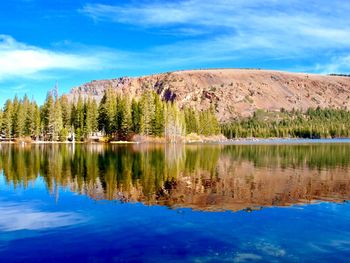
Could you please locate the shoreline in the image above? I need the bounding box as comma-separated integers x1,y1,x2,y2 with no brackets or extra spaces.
1,137,350,145
219,137,350,145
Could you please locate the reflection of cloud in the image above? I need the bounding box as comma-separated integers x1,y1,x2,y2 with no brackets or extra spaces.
233,253,262,262
255,240,286,257
0,202,86,231
234,240,287,262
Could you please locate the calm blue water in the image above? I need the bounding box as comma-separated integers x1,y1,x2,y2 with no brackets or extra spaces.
1,177,349,262
0,144,349,262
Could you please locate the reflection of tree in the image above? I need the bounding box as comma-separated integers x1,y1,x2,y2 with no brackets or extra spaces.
0,144,349,211
223,144,350,169
0,145,40,188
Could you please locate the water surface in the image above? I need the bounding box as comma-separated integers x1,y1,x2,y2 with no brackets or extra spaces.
0,143,349,262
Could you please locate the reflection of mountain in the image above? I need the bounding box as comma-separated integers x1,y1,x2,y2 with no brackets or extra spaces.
0,144,349,212
169,160,350,211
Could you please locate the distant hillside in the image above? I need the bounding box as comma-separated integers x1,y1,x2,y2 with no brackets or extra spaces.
68,69,350,122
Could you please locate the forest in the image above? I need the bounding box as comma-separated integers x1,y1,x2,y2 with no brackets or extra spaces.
0,88,221,142
1,87,350,142
222,107,350,139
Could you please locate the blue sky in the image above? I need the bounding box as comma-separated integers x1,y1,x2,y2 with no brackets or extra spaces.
0,0,349,104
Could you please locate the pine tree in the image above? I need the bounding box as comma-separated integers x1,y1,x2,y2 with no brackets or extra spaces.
115,95,123,132
117,95,132,140
54,99,63,141
60,95,71,129
184,107,199,134
98,87,117,136
42,93,54,140
22,95,31,136
2,99,13,139
33,103,41,140
12,96,19,112
139,90,155,136
131,98,141,134
91,99,98,133
42,92,62,141
25,100,34,137
197,108,220,136
12,96,20,137
0,87,227,141
208,106,220,135
84,98,98,138
13,100,26,138
72,96,85,140
0,109,2,136
198,111,207,136
151,94,165,136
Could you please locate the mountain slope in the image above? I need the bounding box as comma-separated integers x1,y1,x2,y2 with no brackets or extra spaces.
68,69,350,122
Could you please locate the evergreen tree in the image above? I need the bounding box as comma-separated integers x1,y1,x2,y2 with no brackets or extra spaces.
42,92,62,141
151,94,165,136
11,96,21,137
72,96,85,140
115,95,123,132
89,99,99,134
184,107,199,134
25,100,34,137
22,95,31,136
221,108,350,139
0,109,2,135
198,111,207,136
131,98,141,134
98,87,117,136
139,90,155,135
60,95,71,129
208,106,221,135
0,89,225,141
12,96,19,113
197,107,220,136
117,95,132,140
42,93,53,140
84,98,98,138
13,100,26,138
2,99,13,138
32,103,41,140
54,99,63,141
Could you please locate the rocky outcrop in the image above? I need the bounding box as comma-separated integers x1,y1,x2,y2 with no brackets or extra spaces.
68,69,350,122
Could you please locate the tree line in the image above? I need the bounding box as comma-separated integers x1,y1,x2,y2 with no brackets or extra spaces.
3,87,348,142
0,88,221,142
222,107,350,139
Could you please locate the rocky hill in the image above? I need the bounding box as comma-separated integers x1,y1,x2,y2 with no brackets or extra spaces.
68,69,350,122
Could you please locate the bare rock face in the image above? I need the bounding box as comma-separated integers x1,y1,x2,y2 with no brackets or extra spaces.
67,69,350,122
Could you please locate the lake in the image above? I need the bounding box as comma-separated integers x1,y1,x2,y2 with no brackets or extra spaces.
0,143,349,262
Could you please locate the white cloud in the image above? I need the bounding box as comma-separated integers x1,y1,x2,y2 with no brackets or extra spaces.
81,0,350,45
80,0,350,73
2,0,349,83
0,35,120,81
0,84,30,95
314,55,350,74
